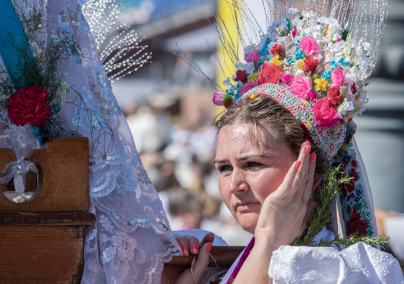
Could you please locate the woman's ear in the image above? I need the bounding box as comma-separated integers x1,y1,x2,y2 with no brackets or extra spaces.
312,173,323,192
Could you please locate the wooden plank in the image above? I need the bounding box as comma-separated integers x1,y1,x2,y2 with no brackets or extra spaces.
0,225,84,284
166,246,245,268
0,212,96,226
0,137,89,212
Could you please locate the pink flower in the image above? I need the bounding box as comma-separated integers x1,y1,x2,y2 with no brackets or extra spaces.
331,68,345,88
308,91,317,100
282,74,294,86
244,50,260,64
213,92,225,106
298,35,322,60
239,81,257,96
289,76,313,100
312,97,339,127
299,35,319,55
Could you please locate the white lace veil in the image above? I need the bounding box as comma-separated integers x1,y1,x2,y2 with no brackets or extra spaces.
0,1,180,283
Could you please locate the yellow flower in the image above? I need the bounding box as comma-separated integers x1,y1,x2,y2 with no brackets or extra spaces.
250,94,256,99
296,59,304,70
271,55,282,66
315,78,329,92
249,73,259,81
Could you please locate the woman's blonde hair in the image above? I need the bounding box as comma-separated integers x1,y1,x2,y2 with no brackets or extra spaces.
214,95,328,174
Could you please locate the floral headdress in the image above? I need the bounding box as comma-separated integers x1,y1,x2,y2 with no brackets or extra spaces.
211,8,382,162
176,0,388,239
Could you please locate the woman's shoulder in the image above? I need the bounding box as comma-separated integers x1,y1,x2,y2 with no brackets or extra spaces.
270,242,404,284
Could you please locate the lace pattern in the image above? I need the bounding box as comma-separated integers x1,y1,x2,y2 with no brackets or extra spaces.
0,0,181,283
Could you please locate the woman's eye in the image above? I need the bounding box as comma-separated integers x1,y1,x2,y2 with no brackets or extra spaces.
246,162,261,168
219,165,233,173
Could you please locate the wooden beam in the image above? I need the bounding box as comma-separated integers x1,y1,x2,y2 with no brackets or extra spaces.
0,212,96,226
166,246,245,268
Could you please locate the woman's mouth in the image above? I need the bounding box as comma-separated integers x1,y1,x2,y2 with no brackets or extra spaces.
235,201,260,212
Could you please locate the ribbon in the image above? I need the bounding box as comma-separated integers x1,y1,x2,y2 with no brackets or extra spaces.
0,0,44,145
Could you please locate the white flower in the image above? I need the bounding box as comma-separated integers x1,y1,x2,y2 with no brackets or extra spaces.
223,78,233,89
244,45,254,55
235,62,255,74
354,98,367,115
332,33,341,41
287,7,300,16
244,62,255,74
302,10,317,19
338,99,354,118
363,42,372,53
295,69,305,76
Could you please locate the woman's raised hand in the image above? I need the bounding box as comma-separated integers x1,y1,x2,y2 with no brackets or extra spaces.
254,141,316,250
161,233,214,284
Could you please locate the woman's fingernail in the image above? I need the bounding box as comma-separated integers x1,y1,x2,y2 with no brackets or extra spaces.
177,241,182,247
192,244,198,254
305,145,311,155
183,245,189,256
206,242,213,253
310,152,316,163
312,202,318,210
295,161,301,169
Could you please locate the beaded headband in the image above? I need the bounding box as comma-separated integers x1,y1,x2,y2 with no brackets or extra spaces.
243,83,347,162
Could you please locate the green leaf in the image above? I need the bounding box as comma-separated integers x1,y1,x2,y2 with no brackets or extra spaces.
342,28,350,41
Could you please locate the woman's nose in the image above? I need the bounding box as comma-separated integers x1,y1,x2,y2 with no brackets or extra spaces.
229,168,249,194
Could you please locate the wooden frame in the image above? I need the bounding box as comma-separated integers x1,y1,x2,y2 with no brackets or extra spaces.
0,137,89,212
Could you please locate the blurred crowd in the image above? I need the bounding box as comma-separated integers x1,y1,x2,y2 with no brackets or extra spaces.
123,97,253,245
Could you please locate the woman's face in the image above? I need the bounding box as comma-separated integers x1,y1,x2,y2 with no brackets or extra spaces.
215,123,296,234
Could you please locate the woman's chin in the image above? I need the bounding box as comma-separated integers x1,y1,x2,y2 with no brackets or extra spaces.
236,212,259,235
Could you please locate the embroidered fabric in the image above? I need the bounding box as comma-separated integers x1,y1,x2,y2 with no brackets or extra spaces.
0,0,180,283
268,242,404,283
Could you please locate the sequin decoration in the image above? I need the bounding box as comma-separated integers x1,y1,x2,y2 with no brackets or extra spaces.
71,1,91,34
114,168,138,196
72,106,105,132
245,83,347,162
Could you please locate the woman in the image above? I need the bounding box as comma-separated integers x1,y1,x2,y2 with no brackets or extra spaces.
164,0,404,282
162,96,404,284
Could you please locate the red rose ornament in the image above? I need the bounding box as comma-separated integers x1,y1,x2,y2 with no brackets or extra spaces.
7,85,51,127
270,43,286,58
328,87,343,105
258,62,283,85
303,55,319,74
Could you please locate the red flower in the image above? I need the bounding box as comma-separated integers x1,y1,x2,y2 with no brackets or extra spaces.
303,55,319,74
7,85,51,127
258,62,283,85
347,206,352,214
351,159,358,168
234,70,248,82
270,43,286,58
328,87,343,105
347,209,368,237
224,102,234,109
351,83,357,94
